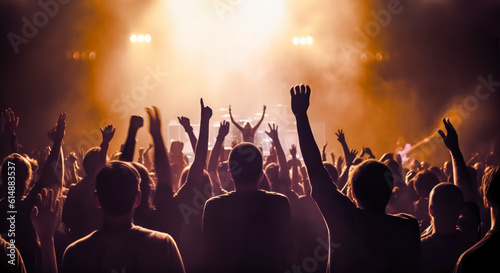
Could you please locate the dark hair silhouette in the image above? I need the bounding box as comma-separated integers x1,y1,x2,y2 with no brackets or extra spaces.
413,170,440,198
483,166,500,206
1,153,32,200
95,161,140,216
429,182,464,223
351,159,394,212
228,143,263,184
83,147,101,175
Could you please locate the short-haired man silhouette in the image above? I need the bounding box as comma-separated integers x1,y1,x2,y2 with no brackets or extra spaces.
202,143,294,273
61,161,185,273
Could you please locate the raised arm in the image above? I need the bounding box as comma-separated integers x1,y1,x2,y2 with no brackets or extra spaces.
120,115,144,162
266,123,289,180
228,105,244,132
207,121,230,196
146,106,174,201
0,108,19,158
31,188,60,273
178,116,198,152
438,118,478,202
252,105,267,134
36,113,66,197
182,99,212,191
95,124,115,179
290,85,330,187
335,130,358,191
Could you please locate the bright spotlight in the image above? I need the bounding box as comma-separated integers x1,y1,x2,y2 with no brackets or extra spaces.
145,34,151,43
306,36,313,45
299,37,306,45
137,34,144,43
130,34,137,43
292,37,299,45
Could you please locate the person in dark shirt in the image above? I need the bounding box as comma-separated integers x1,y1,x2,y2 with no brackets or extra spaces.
455,166,500,273
202,142,294,273
290,84,420,273
61,161,185,273
420,183,477,273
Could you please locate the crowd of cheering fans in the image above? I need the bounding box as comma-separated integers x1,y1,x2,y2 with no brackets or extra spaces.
0,85,499,273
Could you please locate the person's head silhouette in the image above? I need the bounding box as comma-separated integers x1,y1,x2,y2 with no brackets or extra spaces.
414,170,440,199
483,166,500,211
1,153,32,201
94,161,141,216
429,182,464,231
350,159,393,213
228,143,263,191
83,147,102,177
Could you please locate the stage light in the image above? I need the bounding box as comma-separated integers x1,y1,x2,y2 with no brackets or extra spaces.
130,34,137,43
137,34,144,43
293,36,314,46
144,34,151,43
375,52,383,61
88,51,96,60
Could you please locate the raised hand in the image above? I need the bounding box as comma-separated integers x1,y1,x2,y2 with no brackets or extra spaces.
290,84,311,116
364,147,375,158
177,116,192,131
335,129,346,144
67,152,77,164
3,108,19,135
100,124,115,144
346,149,358,166
263,105,267,112
170,140,184,155
228,105,232,114
47,113,66,143
129,115,144,131
201,98,212,121
438,118,460,153
380,153,394,162
290,144,297,158
146,106,162,137
218,120,230,138
31,188,60,242
265,123,279,141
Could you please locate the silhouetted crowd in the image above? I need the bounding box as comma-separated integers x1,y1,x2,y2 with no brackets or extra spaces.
0,85,499,273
